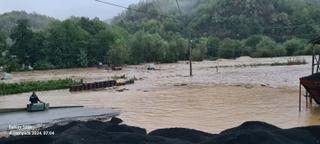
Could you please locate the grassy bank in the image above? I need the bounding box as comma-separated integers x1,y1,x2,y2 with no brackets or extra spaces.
0,79,80,95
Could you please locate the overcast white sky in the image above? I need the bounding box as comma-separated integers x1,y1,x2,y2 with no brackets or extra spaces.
0,0,140,20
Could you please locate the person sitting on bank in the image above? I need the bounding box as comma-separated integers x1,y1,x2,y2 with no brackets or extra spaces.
29,92,44,104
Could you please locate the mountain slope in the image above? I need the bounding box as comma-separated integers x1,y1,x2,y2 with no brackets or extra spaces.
113,0,320,41
0,11,58,35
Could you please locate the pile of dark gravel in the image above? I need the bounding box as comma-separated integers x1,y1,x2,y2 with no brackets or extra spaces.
1,117,319,144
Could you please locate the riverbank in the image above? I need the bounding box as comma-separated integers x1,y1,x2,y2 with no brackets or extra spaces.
1,117,319,144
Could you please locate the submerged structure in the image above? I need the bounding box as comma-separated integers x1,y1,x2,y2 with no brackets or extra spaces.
299,36,320,111
69,80,116,92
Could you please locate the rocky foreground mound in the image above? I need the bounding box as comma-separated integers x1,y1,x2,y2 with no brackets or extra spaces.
1,118,319,144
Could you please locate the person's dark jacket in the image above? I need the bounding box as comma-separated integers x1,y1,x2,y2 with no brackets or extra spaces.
29,93,40,104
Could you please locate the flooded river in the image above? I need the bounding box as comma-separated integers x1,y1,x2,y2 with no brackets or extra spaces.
1,85,319,133
0,56,319,133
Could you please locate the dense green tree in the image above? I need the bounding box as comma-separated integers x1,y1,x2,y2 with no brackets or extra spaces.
166,34,188,62
130,31,168,63
107,39,129,66
167,41,180,62
77,17,106,35
255,37,286,57
141,19,164,34
0,57,19,72
219,38,243,59
88,28,115,65
302,44,320,55
0,33,7,56
243,35,264,57
30,31,48,65
244,35,264,50
175,37,189,60
78,48,88,67
9,19,33,64
47,20,90,68
129,31,149,64
192,37,208,61
207,36,220,58
283,38,306,56
0,11,57,36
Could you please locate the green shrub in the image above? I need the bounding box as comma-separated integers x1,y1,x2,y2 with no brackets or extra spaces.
283,38,306,56
219,38,243,59
33,60,55,70
0,79,80,95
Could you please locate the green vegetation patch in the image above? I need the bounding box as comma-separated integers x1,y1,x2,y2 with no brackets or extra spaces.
0,79,80,95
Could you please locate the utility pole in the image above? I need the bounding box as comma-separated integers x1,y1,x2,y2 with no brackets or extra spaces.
312,45,320,74
176,0,192,77
312,46,315,74
189,37,193,76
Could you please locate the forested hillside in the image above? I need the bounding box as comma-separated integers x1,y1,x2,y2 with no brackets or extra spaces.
113,0,320,59
1,0,320,71
0,11,57,36
115,0,320,41
0,17,126,71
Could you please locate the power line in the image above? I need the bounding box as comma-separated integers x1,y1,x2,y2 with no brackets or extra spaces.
95,0,181,22
175,0,183,16
95,0,130,11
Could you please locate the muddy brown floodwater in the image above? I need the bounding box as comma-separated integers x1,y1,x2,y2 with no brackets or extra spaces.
0,56,319,133
0,85,319,133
